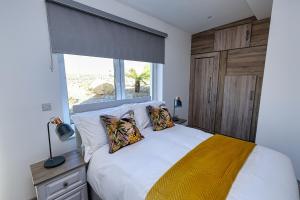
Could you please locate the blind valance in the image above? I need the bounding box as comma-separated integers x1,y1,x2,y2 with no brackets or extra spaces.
46,0,167,64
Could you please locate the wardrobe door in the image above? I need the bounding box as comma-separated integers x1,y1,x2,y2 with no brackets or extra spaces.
189,53,219,132
191,30,215,54
220,75,256,140
214,24,252,51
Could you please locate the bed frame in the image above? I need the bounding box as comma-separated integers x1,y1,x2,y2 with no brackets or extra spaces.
89,185,102,200
73,97,151,200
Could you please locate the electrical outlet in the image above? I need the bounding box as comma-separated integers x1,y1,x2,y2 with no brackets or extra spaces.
42,103,52,111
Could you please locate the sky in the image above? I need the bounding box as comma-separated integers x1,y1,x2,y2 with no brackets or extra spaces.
63,54,151,76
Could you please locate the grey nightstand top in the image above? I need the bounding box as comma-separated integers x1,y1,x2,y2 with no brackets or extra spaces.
30,150,85,186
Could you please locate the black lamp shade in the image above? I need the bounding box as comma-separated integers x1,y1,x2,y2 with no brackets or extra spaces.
174,97,182,108
173,97,182,121
56,123,74,141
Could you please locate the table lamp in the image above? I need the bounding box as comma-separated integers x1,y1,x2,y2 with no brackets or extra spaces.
44,117,74,168
173,96,182,121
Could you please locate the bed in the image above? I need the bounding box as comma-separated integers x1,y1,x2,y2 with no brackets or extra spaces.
73,101,299,200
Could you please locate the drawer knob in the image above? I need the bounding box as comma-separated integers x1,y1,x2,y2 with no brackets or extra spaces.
63,182,69,188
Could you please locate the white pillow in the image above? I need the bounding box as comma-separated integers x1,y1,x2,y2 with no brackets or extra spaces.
131,100,165,130
72,104,134,162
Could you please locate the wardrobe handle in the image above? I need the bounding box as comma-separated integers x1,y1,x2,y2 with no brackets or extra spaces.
208,77,212,103
250,90,255,101
246,30,250,41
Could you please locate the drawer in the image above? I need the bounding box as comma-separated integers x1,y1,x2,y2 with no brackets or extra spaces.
55,184,88,200
36,166,86,200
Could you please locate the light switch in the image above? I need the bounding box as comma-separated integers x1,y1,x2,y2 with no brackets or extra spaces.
42,103,52,111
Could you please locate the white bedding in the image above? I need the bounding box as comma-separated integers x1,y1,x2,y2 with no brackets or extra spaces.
87,125,299,200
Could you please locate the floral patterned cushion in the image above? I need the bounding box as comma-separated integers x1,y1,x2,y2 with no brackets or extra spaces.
147,105,174,131
100,111,144,153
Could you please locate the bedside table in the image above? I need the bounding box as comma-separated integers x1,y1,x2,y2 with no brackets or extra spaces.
173,118,187,125
30,150,88,200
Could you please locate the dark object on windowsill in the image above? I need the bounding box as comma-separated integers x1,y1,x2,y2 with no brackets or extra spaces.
44,117,74,168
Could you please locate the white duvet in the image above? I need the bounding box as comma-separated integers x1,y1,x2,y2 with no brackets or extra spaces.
87,125,299,200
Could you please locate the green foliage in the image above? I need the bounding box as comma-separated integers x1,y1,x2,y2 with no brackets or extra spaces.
126,66,150,85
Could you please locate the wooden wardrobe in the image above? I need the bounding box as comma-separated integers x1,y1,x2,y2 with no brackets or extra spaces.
189,17,270,142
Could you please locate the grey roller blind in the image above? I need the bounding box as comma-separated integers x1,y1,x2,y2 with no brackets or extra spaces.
46,0,167,64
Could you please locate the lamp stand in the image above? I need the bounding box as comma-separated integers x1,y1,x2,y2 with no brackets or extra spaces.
173,100,179,121
44,121,65,168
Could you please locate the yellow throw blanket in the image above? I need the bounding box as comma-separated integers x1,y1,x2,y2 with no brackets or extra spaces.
146,134,255,200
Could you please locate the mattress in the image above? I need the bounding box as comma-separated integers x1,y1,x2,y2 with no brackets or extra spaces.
87,125,299,200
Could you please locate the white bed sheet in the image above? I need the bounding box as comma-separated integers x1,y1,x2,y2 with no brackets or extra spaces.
87,125,299,200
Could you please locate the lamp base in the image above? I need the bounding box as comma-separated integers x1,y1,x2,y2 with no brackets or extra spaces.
172,116,179,121
44,156,65,168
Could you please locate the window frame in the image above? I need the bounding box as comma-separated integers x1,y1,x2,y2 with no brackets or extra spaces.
53,53,159,120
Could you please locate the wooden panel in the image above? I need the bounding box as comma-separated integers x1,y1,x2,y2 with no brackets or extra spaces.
214,24,252,51
220,75,257,141
249,75,263,142
250,18,270,47
189,52,220,132
191,30,215,54
227,46,267,75
213,16,256,31
189,17,269,142
192,58,214,131
209,54,220,133
214,51,227,133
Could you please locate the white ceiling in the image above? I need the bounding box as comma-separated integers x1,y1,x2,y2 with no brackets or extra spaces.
245,0,273,20
116,0,273,33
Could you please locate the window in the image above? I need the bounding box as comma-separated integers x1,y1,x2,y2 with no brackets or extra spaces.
59,54,157,114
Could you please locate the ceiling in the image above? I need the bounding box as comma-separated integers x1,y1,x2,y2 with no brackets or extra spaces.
116,0,273,33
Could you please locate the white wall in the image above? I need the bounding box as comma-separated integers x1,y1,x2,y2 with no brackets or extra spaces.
0,0,191,199
256,0,300,180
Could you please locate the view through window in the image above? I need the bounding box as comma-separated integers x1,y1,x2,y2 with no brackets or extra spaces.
124,60,151,99
63,54,153,113
64,55,115,111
